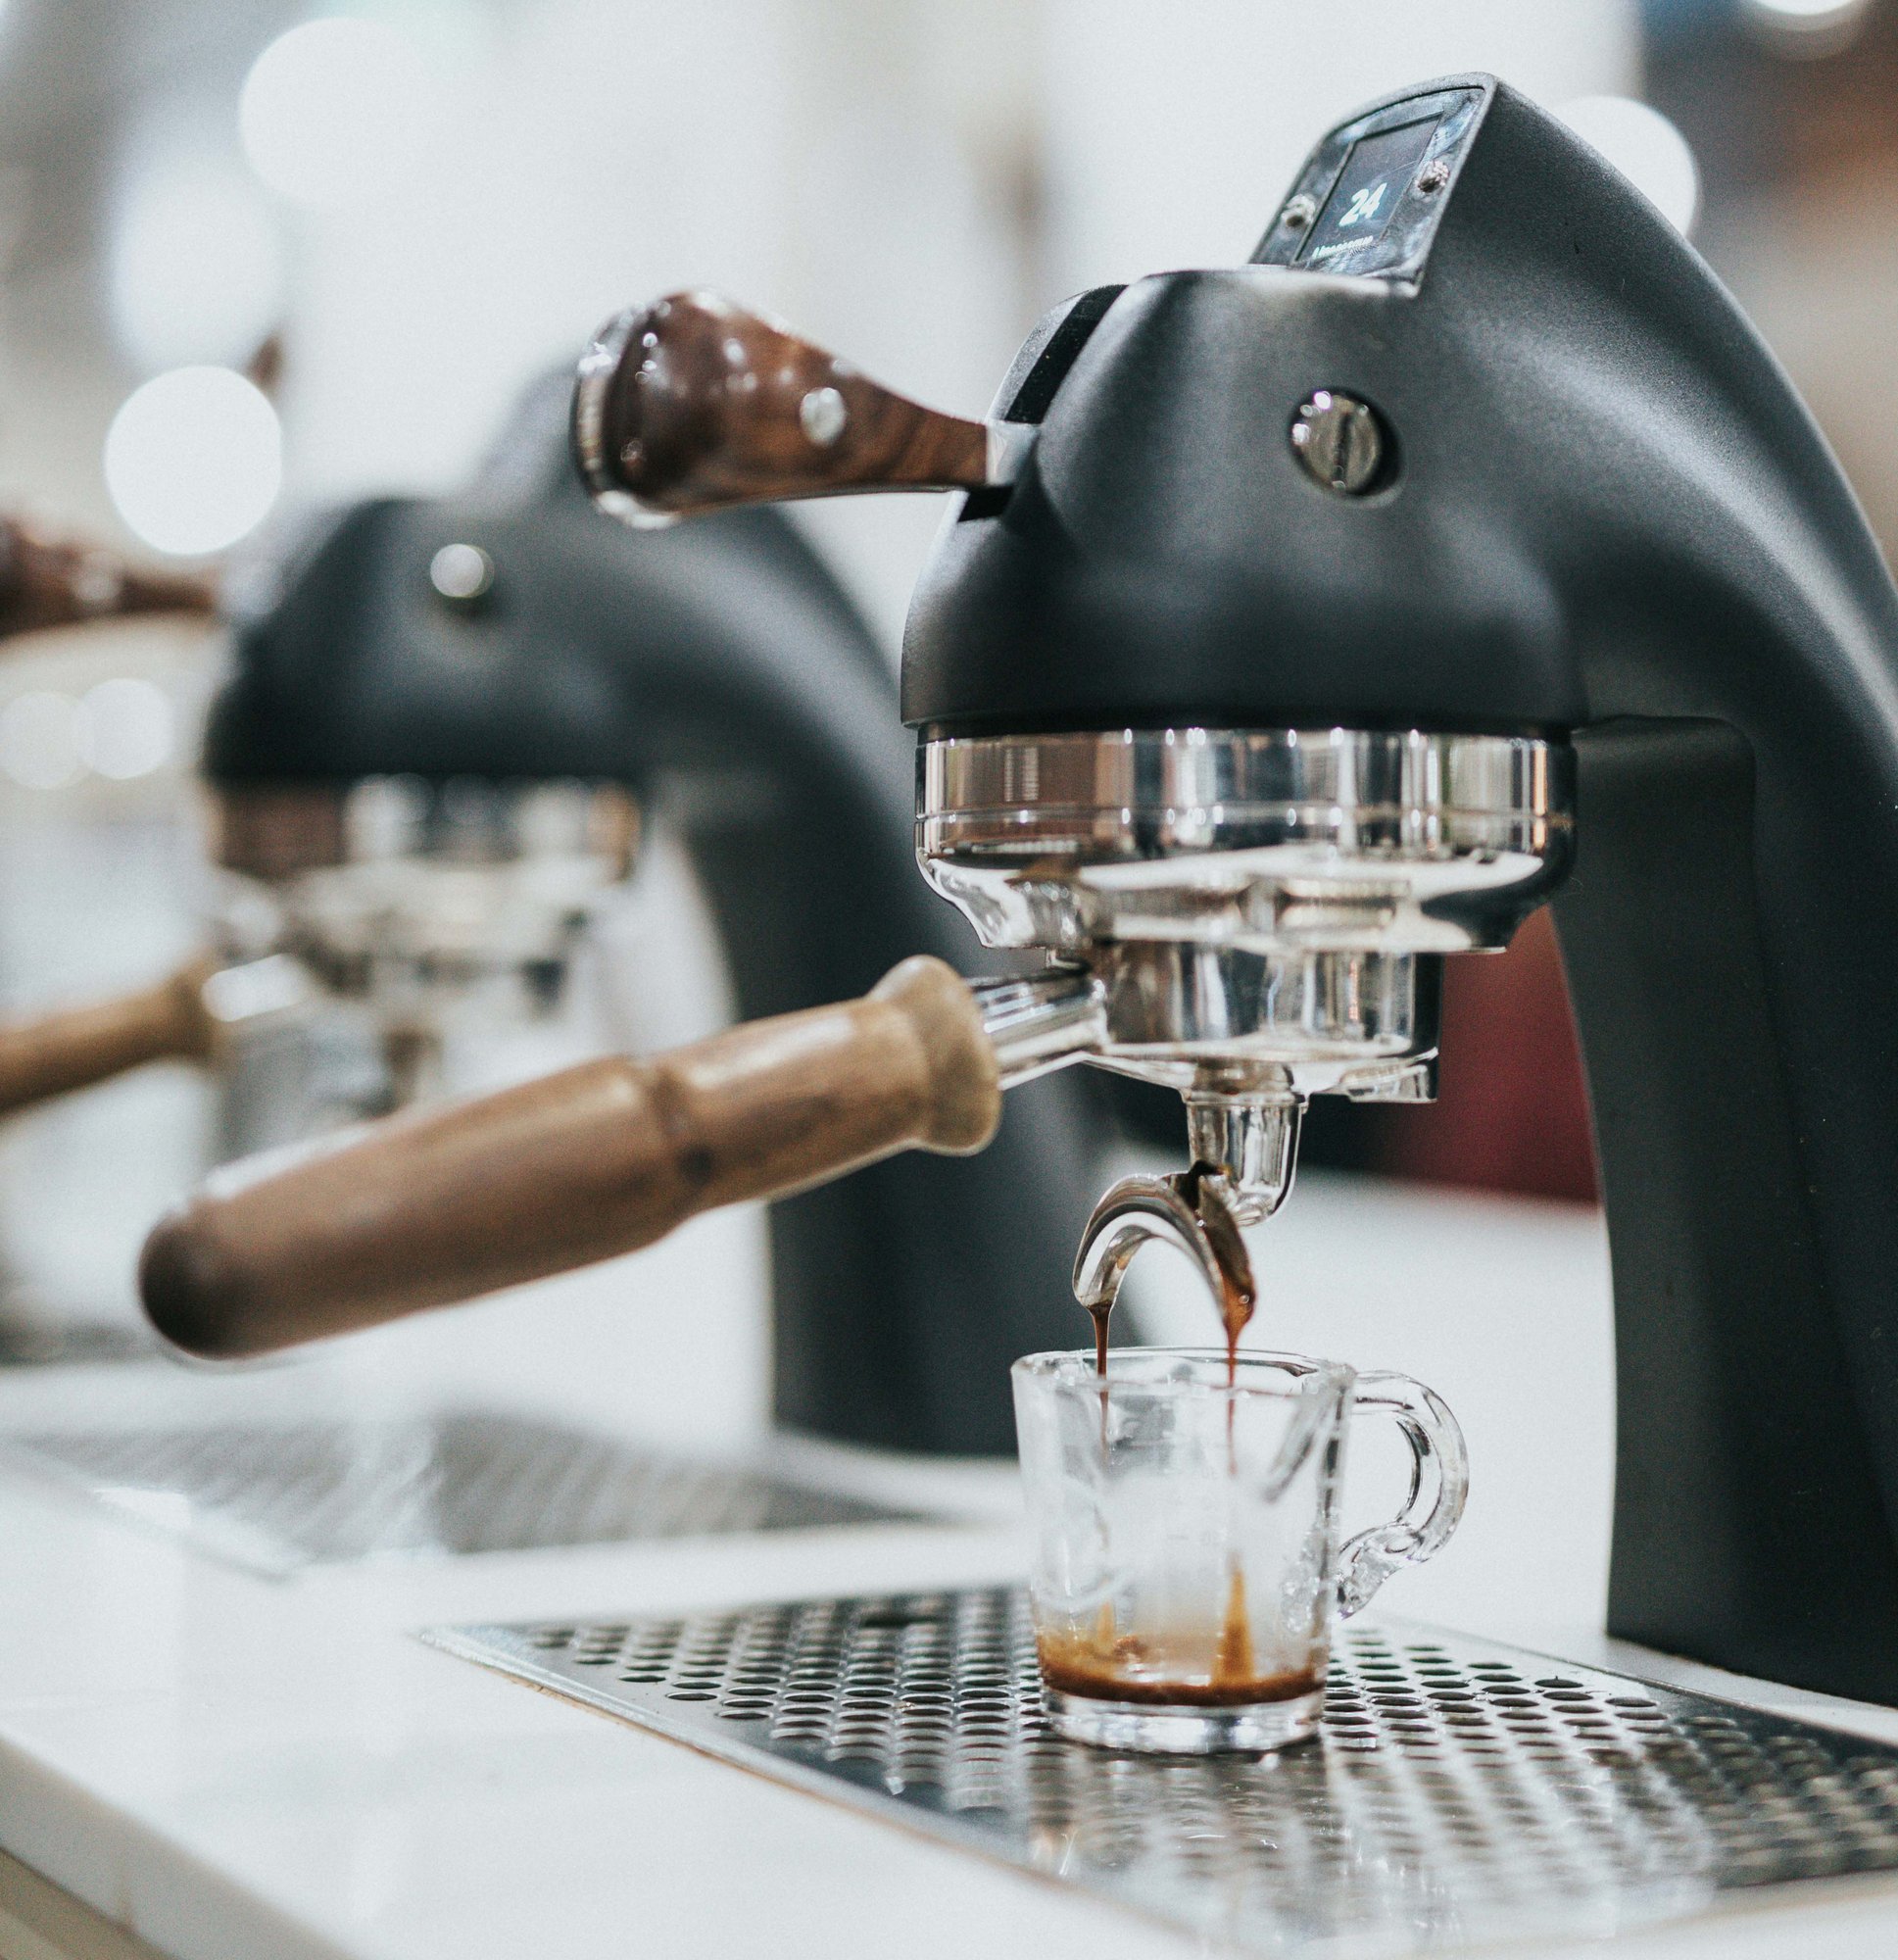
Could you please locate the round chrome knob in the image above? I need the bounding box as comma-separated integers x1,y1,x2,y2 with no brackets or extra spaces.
1290,389,1387,496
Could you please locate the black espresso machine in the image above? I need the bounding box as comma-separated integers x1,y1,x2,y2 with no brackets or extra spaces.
144,75,1898,1710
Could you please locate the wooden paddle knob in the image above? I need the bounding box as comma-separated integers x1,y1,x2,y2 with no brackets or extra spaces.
0,517,218,641
574,290,990,519
141,955,1002,1359
0,956,220,1119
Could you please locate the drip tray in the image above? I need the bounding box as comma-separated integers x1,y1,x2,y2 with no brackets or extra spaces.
4,1413,919,1574
428,1589,1898,1957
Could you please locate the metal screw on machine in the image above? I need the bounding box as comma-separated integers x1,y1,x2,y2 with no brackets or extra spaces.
1290,389,1387,496
1416,158,1451,195
1279,192,1317,232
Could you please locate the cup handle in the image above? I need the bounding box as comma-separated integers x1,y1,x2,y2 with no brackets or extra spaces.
1335,1371,1469,1618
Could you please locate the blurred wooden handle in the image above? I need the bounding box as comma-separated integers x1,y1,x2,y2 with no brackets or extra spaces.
574,289,990,518
141,955,1001,1359
0,517,218,641
0,956,219,1118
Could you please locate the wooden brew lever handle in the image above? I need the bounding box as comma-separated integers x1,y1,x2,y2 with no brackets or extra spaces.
574,290,991,518
0,956,220,1119
0,516,218,641
140,955,1002,1359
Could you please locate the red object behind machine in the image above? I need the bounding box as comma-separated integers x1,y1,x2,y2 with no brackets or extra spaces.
1368,909,1598,1205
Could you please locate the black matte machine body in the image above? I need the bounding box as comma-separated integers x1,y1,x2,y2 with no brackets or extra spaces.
906,76,1898,1700
204,387,1097,1455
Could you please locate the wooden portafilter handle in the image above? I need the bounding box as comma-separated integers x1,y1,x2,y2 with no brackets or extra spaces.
0,516,219,641
0,956,220,1119
573,289,992,519
140,956,1003,1360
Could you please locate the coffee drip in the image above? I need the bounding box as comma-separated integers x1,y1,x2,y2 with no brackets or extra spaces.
1037,1622,1314,1710
1060,1165,1290,1709
1071,1164,1257,1382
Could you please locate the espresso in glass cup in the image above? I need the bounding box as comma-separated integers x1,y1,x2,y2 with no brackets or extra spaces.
1012,1348,1467,1754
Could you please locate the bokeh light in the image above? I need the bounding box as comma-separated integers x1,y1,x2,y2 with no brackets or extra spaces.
238,17,448,211
0,680,176,793
1740,0,1874,55
1556,96,1701,238
1741,0,1873,54
103,367,282,557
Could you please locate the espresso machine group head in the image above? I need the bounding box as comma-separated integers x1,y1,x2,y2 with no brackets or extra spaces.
144,75,1898,1703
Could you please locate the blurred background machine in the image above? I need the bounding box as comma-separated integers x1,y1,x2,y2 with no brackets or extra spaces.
0,368,1101,1449
0,382,1099,1567
196,374,1096,1452
0,518,220,1358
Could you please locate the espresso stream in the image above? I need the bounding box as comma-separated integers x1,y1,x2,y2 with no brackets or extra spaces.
1174,1159,1256,1387
1048,1165,1320,1711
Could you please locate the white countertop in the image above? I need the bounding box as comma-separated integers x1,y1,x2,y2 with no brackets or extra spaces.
2,1172,1898,1960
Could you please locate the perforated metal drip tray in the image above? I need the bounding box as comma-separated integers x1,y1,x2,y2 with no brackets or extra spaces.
428,1590,1898,1957
2,1412,920,1575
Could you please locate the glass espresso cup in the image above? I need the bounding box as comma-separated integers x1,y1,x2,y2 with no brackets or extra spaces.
1012,1348,1468,1754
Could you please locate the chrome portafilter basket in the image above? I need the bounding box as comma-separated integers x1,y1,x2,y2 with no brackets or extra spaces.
924,726,1575,1310
210,775,640,1155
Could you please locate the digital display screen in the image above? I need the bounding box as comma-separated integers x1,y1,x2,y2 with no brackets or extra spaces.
1300,118,1439,268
